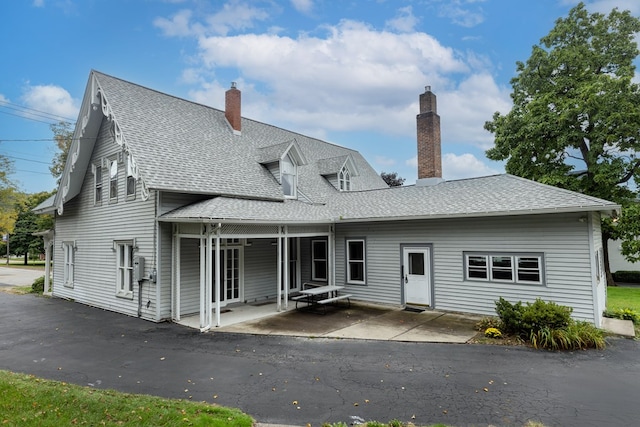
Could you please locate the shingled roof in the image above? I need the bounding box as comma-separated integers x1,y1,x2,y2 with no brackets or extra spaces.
91,71,386,203
160,174,619,223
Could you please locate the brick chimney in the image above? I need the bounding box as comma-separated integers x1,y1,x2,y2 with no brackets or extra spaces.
225,82,241,134
416,86,443,186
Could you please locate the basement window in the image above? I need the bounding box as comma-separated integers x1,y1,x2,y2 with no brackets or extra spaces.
464,252,544,285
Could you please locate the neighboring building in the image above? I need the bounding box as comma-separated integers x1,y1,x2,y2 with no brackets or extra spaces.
608,239,640,273
35,71,619,329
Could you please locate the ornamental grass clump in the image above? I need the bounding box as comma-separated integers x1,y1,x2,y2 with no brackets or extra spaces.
495,297,605,350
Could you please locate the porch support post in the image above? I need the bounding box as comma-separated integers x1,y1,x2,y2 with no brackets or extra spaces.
283,226,289,309
329,225,335,287
277,227,282,311
199,230,206,329
43,234,52,295
174,227,181,321
203,224,212,331
214,224,221,327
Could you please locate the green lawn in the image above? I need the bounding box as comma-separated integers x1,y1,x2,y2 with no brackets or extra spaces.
607,286,640,311
0,370,253,427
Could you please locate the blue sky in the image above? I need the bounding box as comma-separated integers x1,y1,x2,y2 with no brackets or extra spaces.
1,0,639,194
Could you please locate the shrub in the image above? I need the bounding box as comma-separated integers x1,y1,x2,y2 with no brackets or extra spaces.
475,316,501,331
484,327,502,338
612,270,640,283
31,276,45,294
604,307,640,324
520,299,572,332
495,297,571,336
495,297,524,334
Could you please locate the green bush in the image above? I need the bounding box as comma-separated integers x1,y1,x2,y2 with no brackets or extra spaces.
612,270,640,283
604,307,640,324
31,276,45,294
495,297,571,336
495,297,524,334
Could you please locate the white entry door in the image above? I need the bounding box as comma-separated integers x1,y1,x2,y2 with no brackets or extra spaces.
403,247,432,306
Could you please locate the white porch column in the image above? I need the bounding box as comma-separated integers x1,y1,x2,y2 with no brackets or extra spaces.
43,235,52,295
283,226,289,309
174,230,181,321
199,232,206,329
203,224,213,331
329,225,336,287
214,224,221,327
277,228,282,311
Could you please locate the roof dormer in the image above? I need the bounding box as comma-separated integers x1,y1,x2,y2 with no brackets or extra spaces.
258,139,307,199
317,154,359,192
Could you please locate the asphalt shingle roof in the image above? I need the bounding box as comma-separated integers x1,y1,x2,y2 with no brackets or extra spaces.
161,174,619,223
93,71,386,203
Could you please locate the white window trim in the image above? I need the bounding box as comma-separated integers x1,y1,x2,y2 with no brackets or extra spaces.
93,163,103,206
126,155,136,200
311,239,328,282
115,240,134,299
280,152,297,199
338,166,351,191
62,241,75,288
346,238,366,285
109,158,118,202
464,252,544,285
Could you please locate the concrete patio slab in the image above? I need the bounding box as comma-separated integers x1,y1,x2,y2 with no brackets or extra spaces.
602,317,636,338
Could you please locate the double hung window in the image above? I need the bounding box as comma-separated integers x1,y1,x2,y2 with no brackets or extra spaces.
311,239,328,281
346,238,366,284
116,241,134,298
281,153,297,198
62,242,75,287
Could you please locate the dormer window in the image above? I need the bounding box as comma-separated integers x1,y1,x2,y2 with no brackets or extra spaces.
281,152,297,198
338,166,351,191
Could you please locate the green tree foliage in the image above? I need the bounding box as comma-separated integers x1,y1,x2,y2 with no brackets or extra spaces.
49,121,74,182
484,3,640,271
9,192,54,264
380,171,405,187
0,153,18,236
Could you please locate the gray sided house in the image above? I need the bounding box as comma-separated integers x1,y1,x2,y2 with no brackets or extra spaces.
38,71,619,330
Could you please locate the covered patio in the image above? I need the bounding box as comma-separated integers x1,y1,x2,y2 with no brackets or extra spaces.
163,220,335,331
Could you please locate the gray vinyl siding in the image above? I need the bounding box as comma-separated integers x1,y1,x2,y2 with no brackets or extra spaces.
243,239,278,302
158,221,172,320
178,238,200,316
334,212,599,322
52,116,158,320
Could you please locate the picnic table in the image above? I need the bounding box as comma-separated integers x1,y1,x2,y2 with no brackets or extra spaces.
292,283,352,313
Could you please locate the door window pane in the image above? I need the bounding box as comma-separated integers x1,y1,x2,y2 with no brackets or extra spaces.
408,252,425,275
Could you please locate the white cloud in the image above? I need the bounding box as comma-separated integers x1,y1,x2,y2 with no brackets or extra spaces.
191,19,468,136
385,6,419,33
154,9,197,37
154,2,270,37
21,84,79,121
435,0,486,27
442,152,499,180
438,73,512,149
291,0,314,14
32,0,44,7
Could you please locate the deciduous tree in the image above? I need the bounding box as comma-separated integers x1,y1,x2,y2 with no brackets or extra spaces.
484,2,640,283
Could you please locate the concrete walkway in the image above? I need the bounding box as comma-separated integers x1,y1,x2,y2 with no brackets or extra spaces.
217,302,483,343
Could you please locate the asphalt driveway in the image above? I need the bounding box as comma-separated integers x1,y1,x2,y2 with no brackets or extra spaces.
1,292,639,426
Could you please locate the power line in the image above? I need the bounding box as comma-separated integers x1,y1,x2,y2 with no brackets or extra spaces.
0,109,60,125
12,169,51,175
4,155,51,165
0,138,57,142
0,99,76,123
